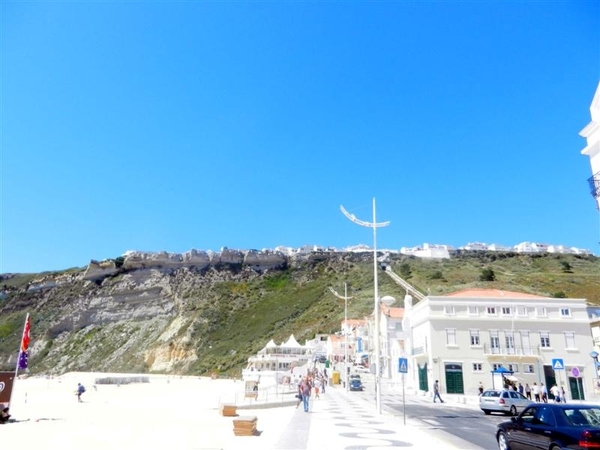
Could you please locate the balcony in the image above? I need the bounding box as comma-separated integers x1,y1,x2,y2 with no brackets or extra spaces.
482,344,539,356
411,345,427,356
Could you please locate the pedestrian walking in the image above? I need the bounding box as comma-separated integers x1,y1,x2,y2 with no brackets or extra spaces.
550,384,560,402
75,383,86,402
525,383,531,400
478,381,484,395
533,383,540,402
300,377,312,412
518,383,524,396
541,383,548,403
433,380,444,403
560,386,567,404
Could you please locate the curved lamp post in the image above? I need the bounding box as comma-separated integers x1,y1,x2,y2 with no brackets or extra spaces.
340,198,390,414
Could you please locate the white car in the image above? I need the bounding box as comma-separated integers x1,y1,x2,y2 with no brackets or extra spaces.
479,389,533,416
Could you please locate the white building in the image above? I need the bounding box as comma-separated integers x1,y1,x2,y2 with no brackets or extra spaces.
514,242,550,253
402,289,595,400
580,81,600,210
400,243,451,259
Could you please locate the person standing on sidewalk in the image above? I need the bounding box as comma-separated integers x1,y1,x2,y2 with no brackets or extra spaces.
433,380,444,403
525,383,532,400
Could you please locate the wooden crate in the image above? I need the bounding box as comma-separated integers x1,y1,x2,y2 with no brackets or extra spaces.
233,416,257,436
219,404,237,417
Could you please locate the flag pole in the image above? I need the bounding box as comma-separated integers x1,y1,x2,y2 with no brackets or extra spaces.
10,313,30,407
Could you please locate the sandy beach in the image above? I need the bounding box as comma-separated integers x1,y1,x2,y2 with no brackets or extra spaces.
1,373,298,450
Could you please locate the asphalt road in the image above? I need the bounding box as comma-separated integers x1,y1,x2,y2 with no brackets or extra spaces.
347,384,509,449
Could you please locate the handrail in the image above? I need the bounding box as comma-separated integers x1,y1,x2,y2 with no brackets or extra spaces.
382,265,426,301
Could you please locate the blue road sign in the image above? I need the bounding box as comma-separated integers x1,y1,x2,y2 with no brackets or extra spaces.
398,357,408,373
552,358,565,370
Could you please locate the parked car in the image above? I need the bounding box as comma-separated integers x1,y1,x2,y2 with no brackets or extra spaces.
480,389,533,416
349,378,363,391
496,403,600,450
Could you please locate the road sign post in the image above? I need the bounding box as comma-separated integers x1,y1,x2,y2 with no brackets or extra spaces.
398,358,408,425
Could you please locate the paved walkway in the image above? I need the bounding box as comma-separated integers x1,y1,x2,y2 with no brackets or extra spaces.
270,385,470,450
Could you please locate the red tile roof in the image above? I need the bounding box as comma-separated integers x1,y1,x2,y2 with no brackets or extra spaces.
444,289,550,299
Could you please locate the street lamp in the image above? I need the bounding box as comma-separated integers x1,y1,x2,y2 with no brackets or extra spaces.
340,198,390,414
329,283,353,392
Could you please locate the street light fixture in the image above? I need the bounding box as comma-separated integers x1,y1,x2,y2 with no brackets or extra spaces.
340,198,390,414
329,283,353,392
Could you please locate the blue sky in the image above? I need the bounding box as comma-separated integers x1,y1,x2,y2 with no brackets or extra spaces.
1,1,599,274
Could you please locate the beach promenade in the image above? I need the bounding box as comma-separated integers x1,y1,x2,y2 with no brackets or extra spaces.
1,373,467,449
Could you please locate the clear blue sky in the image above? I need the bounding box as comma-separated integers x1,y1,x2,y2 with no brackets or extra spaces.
2,1,600,274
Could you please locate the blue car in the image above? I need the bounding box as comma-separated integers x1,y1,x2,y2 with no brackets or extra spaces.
349,378,363,391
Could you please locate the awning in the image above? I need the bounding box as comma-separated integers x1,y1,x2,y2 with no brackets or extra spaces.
506,375,519,382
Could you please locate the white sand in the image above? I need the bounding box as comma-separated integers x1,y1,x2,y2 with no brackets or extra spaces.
1,373,297,450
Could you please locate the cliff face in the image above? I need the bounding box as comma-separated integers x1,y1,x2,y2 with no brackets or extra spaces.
0,250,339,375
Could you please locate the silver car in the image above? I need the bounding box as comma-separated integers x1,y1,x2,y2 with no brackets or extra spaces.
480,389,533,416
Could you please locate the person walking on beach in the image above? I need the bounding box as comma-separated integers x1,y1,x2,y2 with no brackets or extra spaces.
76,383,86,402
433,380,444,403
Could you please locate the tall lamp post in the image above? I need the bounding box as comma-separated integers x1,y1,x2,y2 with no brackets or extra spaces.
341,198,390,414
329,284,353,392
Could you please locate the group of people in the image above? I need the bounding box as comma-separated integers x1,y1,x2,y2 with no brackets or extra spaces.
496,380,568,403
525,382,567,403
295,370,328,412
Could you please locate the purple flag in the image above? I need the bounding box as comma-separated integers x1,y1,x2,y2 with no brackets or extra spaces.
18,350,28,370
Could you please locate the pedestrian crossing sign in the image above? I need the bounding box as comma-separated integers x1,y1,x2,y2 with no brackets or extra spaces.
398,357,408,373
552,358,564,370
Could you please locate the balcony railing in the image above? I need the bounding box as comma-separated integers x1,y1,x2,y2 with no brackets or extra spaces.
482,344,539,356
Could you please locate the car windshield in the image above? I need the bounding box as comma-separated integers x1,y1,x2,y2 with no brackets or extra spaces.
563,408,600,427
483,391,501,398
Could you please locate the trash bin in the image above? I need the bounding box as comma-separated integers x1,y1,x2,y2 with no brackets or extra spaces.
332,371,340,385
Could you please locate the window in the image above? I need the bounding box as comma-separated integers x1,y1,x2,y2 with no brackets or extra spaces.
446,328,457,346
505,332,515,354
540,331,551,348
470,330,480,346
537,307,547,317
492,363,504,370
561,308,571,317
524,364,534,373
473,363,482,372
445,305,455,315
490,331,500,354
507,363,519,373
565,332,576,349
395,323,403,332
516,306,527,317
487,307,496,315
468,306,478,316
502,307,511,316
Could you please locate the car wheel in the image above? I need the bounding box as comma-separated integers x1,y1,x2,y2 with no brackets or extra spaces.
509,405,517,416
483,409,491,415
549,446,561,450
497,431,512,450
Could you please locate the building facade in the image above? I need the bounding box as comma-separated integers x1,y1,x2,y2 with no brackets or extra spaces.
403,289,596,400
